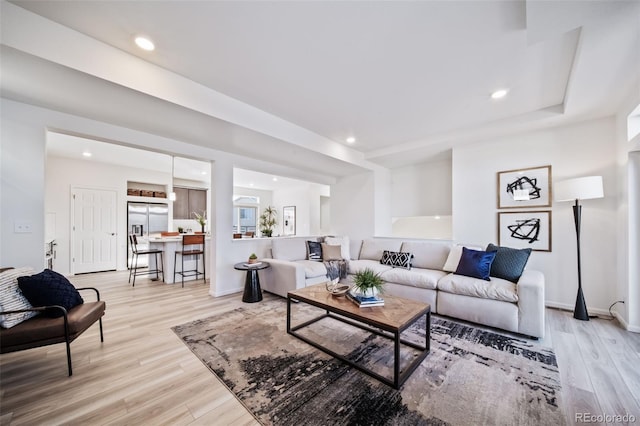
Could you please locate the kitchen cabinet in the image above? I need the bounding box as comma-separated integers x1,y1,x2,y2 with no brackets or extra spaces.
173,187,207,219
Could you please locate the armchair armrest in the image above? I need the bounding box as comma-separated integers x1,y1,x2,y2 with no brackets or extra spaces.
77,287,101,301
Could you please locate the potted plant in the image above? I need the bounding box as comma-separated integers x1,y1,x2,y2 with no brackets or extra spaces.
259,206,277,237
352,268,385,298
248,253,258,264
193,210,206,233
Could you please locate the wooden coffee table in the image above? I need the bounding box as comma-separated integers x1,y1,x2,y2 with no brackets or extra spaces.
287,283,430,389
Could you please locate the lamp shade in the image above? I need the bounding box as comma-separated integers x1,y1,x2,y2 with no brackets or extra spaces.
554,176,604,202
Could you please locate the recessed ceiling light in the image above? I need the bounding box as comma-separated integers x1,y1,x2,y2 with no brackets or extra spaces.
201,171,207,175
134,36,155,51
491,89,509,100
346,137,356,144
272,177,278,182
82,151,92,157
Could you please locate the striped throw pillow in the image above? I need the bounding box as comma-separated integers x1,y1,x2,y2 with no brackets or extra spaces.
0,267,38,328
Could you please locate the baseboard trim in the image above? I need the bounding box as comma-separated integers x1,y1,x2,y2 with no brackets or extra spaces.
545,301,612,317
614,312,640,333
212,286,243,297
546,301,640,333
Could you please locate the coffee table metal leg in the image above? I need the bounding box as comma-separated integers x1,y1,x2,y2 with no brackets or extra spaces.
286,296,291,333
394,331,401,389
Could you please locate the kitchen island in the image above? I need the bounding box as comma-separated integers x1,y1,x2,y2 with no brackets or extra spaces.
146,234,211,284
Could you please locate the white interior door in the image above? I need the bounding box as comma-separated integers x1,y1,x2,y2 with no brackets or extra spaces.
72,187,117,274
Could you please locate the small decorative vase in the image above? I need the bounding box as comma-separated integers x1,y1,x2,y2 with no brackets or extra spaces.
201,224,205,233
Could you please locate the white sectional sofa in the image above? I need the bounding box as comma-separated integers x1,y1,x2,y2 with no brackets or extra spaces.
261,236,545,338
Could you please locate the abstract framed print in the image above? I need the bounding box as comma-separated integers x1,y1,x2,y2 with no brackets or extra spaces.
497,165,551,209
498,210,551,252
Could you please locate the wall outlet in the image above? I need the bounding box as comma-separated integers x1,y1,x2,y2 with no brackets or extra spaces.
14,221,33,233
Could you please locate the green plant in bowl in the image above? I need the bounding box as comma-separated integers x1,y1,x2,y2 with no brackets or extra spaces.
352,268,384,297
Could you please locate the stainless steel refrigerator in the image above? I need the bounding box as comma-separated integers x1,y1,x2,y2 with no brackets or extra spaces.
127,202,169,267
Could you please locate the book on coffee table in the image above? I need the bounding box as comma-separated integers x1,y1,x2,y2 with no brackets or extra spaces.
346,290,385,307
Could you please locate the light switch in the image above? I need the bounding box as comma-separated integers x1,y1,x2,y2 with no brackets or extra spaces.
14,221,33,233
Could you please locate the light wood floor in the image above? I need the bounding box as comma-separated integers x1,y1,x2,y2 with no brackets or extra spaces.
1,271,639,425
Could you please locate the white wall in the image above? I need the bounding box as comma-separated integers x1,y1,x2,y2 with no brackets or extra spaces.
391,216,452,240
453,117,619,314
614,89,640,332
1,104,46,269
391,158,452,216
628,151,640,330
330,172,376,239
390,157,453,239
272,183,329,237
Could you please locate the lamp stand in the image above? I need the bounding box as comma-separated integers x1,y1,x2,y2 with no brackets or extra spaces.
572,200,589,321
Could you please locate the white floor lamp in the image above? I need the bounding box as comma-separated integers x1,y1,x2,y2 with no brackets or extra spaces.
554,176,604,321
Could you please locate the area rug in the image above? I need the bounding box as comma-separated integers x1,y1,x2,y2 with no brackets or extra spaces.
172,299,564,425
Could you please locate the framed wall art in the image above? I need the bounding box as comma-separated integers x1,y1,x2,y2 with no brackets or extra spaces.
283,206,296,236
498,210,552,252
497,165,552,209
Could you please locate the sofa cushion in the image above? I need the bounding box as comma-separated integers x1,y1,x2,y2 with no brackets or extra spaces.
442,244,483,272
306,241,322,262
0,267,38,328
272,238,309,261
359,239,403,261
324,236,351,260
348,259,393,276
400,241,451,270
321,243,343,261
455,248,497,281
380,250,413,269
295,260,327,279
17,270,84,318
380,267,446,290
438,273,518,303
486,243,532,283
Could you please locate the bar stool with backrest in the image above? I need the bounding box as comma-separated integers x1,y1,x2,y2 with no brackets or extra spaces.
129,234,164,286
174,234,205,287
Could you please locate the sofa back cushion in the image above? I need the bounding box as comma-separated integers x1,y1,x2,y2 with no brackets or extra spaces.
271,237,309,261
324,236,351,260
359,239,403,261
400,241,451,270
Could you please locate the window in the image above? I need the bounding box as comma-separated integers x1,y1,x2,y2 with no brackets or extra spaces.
233,195,259,233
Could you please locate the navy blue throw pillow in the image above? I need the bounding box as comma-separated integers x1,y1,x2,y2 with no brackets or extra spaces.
18,269,84,317
455,247,497,281
486,243,532,283
307,241,323,262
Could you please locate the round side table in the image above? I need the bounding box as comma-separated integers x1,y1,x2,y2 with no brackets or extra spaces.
234,262,270,303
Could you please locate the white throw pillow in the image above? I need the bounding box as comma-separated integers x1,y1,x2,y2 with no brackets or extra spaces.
0,267,37,328
324,236,351,261
442,244,483,272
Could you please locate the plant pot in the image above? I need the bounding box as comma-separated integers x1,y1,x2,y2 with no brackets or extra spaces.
354,287,379,298
248,258,258,264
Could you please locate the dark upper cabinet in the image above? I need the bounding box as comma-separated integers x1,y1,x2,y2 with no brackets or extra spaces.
189,189,207,217
173,187,207,219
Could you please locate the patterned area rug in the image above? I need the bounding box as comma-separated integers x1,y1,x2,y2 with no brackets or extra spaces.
172,298,564,425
